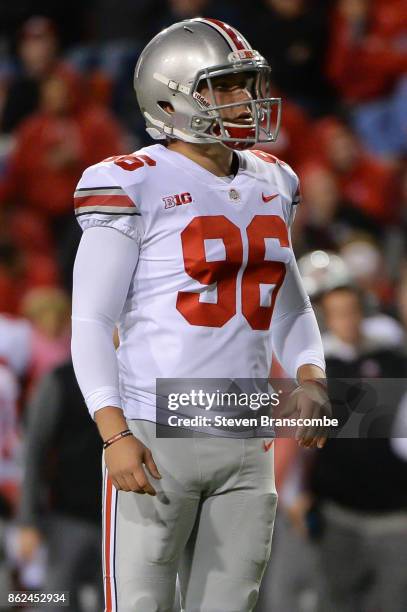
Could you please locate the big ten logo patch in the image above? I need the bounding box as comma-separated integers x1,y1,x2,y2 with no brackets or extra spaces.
163,192,193,209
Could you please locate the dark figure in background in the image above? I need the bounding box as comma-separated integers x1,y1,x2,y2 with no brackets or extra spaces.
15,361,103,612
0,17,75,134
157,0,244,32
0,68,126,292
247,0,335,116
292,165,381,257
309,118,397,224
310,286,407,612
92,0,166,45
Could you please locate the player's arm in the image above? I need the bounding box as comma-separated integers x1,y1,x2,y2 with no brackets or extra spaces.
71,163,161,494
271,238,330,449
271,252,325,380
72,227,161,495
71,225,135,426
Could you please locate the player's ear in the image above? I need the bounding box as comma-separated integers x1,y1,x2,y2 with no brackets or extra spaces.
158,101,175,114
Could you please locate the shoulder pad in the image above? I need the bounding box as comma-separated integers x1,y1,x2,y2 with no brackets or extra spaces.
80,151,156,190
249,149,300,203
74,151,157,217
73,152,156,242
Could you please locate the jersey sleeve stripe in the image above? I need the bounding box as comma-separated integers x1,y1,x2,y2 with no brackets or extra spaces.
74,193,139,216
75,207,141,217
75,187,127,197
76,185,123,191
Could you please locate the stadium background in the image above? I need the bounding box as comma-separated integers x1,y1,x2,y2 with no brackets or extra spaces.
0,1,406,610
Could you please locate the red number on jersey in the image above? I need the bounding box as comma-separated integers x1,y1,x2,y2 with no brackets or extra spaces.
176,216,243,327
177,215,289,330
103,153,156,171
250,150,287,166
242,215,288,330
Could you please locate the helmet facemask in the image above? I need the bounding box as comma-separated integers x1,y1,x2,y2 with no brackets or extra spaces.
189,62,282,151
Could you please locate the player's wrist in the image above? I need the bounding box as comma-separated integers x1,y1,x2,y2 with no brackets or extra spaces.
103,429,133,450
300,379,328,392
95,405,129,441
296,364,326,386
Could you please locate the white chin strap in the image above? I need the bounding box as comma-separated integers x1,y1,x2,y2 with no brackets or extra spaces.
145,127,166,140
144,112,217,144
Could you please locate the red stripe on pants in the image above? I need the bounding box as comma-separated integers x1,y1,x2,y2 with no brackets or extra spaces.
104,475,113,611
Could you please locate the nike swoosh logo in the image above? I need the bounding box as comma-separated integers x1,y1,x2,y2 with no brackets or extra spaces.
262,193,279,203
263,440,274,452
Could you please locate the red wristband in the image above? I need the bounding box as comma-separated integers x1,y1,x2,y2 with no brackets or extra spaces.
103,429,132,450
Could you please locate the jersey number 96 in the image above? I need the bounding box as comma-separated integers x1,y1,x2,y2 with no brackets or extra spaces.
177,215,289,331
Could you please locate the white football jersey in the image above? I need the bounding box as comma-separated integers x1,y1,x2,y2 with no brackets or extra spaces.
74,144,304,420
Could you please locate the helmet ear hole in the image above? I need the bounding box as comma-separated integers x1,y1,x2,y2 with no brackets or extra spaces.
158,101,174,115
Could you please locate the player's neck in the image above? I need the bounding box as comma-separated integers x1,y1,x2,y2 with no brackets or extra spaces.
167,140,235,177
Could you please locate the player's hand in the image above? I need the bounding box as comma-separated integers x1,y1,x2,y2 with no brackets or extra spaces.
104,435,161,495
281,381,332,449
16,526,42,562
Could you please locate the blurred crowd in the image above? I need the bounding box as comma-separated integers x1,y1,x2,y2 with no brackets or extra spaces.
0,0,405,610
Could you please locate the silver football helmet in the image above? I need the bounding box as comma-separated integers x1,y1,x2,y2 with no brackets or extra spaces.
134,18,282,150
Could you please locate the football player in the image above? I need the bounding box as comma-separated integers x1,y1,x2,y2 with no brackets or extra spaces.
71,18,329,612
